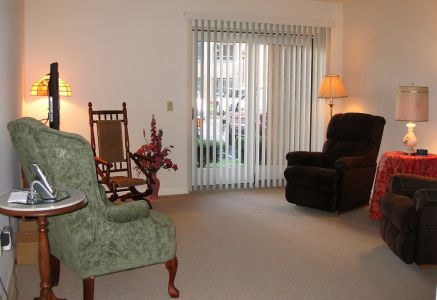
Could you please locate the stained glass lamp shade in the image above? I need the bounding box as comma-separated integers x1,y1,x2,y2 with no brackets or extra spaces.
30,74,72,97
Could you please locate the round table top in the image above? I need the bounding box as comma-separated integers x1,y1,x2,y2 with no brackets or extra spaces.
383,151,437,160
0,187,87,217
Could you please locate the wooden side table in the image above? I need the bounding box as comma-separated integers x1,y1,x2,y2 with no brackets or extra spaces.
0,188,87,300
369,151,437,220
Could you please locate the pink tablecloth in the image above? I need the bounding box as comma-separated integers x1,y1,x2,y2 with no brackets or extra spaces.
369,151,437,220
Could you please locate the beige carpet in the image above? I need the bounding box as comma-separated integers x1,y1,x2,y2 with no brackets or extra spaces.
14,188,437,299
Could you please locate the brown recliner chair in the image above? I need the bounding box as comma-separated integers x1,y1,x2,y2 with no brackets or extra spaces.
380,174,437,264
284,113,385,212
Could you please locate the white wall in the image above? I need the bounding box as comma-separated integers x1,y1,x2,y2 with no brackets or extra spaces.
0,0,24,296
343,0,437,154
24,0,343,194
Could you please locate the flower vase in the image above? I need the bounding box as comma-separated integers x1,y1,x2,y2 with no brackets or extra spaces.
149,172,160,200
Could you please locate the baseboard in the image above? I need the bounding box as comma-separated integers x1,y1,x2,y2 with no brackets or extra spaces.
158,187,189,196
7,263,16,300
419,264,437,269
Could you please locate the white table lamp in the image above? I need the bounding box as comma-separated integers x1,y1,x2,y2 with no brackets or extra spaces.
395,85,429,154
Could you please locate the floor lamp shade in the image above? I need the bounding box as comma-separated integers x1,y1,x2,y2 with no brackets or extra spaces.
318,74,347,99
395,85,429,154
29,63,71,130
317,74,347,117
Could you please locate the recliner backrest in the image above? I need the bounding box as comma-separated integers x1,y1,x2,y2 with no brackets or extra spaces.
322,113,386,168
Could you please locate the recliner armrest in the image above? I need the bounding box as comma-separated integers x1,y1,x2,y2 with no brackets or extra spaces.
334,156,375,171
284,165,338,192
380,192,416,234
412,188,437,264
285,151,325,167
390,174,437,198
104,201,150,223
414,188,437,208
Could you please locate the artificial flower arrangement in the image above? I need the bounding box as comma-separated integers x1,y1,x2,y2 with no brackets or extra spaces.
135,114,178,199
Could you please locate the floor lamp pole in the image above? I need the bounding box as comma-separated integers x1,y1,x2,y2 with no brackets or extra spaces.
329,98,334,118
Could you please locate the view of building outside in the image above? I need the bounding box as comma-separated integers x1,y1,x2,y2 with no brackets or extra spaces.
195,41,269,167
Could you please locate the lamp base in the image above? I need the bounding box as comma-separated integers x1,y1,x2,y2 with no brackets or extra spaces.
328,98,334,118
402,121,417,155
402,149,416,156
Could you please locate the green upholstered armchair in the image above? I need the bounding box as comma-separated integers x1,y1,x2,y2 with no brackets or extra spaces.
8,117,179,299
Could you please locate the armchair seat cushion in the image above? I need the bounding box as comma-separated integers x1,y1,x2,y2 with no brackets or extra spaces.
109,176,146,187
284,165,338,192
52,210,176,279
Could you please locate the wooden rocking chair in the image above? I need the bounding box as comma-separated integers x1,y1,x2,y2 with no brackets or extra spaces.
88,102,152,207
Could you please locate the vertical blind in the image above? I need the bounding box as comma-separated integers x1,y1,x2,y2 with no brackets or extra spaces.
192,18,330,191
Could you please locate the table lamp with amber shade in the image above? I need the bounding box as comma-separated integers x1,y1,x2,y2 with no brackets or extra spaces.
317,74,347,118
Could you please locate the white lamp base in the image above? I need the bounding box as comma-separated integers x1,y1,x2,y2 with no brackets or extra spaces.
402,121,417,155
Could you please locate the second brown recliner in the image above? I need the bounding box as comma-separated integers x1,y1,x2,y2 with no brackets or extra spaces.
380,174,437,264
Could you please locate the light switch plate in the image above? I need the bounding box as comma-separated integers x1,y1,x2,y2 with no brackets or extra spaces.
167,101,173,111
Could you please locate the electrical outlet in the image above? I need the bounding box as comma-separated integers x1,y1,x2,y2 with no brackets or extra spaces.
167,101,173,112
1,226,11,251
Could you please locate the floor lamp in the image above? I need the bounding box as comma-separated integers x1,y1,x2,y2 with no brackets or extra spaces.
30,63,72,129
318,74,347,118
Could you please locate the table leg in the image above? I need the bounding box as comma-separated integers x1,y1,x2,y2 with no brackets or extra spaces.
34,216,64,300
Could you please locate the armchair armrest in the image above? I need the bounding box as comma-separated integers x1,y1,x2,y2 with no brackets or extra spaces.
390,174,437,197
104,200,150,223
334,156,376,171
414,188,437,208
285,151,325,167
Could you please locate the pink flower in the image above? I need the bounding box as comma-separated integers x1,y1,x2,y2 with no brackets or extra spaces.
135,115,178,179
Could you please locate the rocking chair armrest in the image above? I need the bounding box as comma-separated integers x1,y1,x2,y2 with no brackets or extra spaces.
129,152,152,162
94,156,112,167
130,152,153,175
104,200,150,223
94,156,112,181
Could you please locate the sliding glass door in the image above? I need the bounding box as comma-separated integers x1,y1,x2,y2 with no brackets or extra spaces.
192,20,329,190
